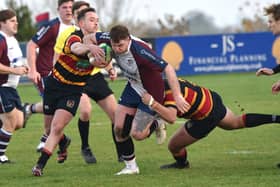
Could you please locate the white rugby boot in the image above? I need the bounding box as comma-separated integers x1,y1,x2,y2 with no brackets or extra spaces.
0,155,10,164
155,119,167,145
115,158,140,175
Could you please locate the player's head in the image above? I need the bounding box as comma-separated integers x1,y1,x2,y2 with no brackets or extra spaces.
0,9,18,36
77,7,98,34
57,0,74,24
265,4,280,34
109,25,131,54
72,1,90,24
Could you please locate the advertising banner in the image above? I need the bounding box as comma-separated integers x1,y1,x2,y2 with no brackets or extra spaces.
155,32,277,76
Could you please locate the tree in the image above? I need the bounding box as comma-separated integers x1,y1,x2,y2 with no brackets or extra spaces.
238,1,268,32
154,11,221,36
184,11,221,34
5,0,36,41
95,0,140,31
156,14,189,36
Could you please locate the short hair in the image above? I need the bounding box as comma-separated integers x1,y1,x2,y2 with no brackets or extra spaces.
58,0,74,7
264,4,280,21
0,9,16,22
109,25,130,43
72,1,90,14
77,7,96,21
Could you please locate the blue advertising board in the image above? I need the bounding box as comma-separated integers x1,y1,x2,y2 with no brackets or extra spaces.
155,32,277,76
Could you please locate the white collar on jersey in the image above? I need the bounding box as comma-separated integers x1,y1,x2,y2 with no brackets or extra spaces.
0,30,15,38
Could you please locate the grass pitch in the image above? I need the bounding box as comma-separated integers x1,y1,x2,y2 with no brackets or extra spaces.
2,72,280,187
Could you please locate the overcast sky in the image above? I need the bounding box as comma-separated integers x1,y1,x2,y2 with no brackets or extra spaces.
0,0,278,27
134,0,277,27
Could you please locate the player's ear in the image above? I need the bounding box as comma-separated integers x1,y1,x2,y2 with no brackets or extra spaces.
78,19,84,28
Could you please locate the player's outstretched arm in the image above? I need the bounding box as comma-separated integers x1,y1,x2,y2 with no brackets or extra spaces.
256,67,274,76
164,64,190,113
142,92,177,123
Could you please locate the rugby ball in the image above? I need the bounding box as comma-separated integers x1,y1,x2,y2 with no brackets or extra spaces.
88,43,112,67
99,43,113,63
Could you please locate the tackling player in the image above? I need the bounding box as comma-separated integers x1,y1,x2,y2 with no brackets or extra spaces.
142,78,280,169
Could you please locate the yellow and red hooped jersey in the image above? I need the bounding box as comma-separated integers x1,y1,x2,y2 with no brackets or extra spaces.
51,30,96,87
163,79,214,120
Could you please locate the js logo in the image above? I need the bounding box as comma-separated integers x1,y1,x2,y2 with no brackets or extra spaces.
222,35,235,56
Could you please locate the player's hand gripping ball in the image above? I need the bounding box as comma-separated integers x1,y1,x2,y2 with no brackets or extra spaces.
88,43,112,68
99,43,113,63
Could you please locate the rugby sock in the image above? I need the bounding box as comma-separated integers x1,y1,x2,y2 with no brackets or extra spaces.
40,134,48,143
119,137,135,161
111,123,122,159
148,120,157,137
243,114,280,127
173,149,187,165
30,104,38,113
78,119,89,149
37,148,52,168
0,128,12,156
58,134,69,150
121,114,133,138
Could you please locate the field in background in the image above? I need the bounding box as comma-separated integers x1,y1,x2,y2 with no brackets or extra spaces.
2,72,280,187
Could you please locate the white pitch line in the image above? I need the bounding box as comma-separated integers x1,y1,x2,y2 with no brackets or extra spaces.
226,150,265,155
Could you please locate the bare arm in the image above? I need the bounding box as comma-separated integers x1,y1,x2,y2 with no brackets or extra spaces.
53,52,60,65
256,67,274,76
70,42,107,68
104,61,117,81
71,41,104,57
256,64,280,76
142,92,177,123
0,63,28,75
70,42,91,55
164,64,190,113
26,40,41,84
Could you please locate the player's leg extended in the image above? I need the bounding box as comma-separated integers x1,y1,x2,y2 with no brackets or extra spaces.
114,104,139,175
32,110,73,176
218,107,280,130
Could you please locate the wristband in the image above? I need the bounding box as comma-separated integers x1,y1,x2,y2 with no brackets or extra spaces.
88,53,95,64
148,96,154,106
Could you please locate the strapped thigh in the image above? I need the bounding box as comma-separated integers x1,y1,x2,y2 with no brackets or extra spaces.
133,109,156,132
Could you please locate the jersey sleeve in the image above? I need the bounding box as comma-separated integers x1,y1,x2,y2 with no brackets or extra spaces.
54,26,76,54
31,18,59,47
63,32,82,54
133,39,167,71
0,38,6,60
95,32,111,45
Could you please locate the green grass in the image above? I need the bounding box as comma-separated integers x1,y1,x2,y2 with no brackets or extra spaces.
2,72,280,187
